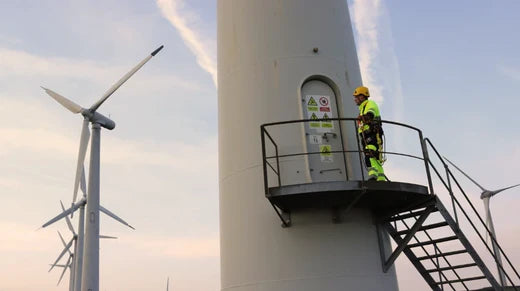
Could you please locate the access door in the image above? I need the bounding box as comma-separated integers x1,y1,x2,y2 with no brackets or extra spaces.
301,80,347,182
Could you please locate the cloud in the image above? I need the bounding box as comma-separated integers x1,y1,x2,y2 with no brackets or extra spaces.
350,1,405,114
498,64,520,81
350,0,382,102
156,0,217,87
0,47,203,98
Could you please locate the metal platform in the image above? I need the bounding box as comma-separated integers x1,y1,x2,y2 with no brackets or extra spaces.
267,180,430,216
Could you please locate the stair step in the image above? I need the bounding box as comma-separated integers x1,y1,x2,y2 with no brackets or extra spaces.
437,275,486,285
417,249,467,260
408,236,458,248
426,263,477,273
386,208,439,222
396,222,449,235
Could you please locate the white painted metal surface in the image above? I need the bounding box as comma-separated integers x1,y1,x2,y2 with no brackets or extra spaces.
218,0,399,290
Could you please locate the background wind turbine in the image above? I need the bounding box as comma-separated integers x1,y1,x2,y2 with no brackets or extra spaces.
444,157,520,286
42,199,135,290
42,45,163,290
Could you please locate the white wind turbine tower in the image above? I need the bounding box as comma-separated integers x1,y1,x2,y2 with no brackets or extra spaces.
444,157,520,287
42,45,163,291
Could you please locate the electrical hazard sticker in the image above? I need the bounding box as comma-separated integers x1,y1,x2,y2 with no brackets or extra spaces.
309,112,320,128
320,145,333,162
321,113,332,128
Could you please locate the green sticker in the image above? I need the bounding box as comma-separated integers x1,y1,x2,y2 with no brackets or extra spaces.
320,145,333,162
307,97,318,106
321,113,332,128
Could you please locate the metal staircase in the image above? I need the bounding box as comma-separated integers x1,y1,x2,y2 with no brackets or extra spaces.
379,195,500,290
376,138,520,291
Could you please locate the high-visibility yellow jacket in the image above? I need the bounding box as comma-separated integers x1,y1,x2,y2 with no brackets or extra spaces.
358,99,381,133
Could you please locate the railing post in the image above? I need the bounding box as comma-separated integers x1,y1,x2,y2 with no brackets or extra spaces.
260,125,269,196
419,132,434,194
275,142,281,187
353,119,365,182
444,164,458,225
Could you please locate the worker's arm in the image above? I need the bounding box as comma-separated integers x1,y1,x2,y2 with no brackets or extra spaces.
360,112,374,123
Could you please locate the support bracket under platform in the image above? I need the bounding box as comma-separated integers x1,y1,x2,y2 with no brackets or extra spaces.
381,205,436,273
269,202,291,227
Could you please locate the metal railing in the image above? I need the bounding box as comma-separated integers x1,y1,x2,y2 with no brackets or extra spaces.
425,138,520,290
261,117,432,195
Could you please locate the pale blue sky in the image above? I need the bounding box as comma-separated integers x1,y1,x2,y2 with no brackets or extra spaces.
0,1,519,290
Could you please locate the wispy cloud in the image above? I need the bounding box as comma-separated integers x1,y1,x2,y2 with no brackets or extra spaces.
351,0,382,103
350,1,405,122
498,64,520,81
156,0,217,87
0,47,202,93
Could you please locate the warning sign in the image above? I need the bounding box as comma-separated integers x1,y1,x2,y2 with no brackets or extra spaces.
309,112,320,128
319,96,329,106
319,107,330,112
322,113,332,128
320,145,333,162
305,95,334,131
309,134,322,144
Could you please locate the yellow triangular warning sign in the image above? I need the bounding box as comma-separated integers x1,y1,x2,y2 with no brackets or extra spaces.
322,113,330,120
320,145,331,153
310,113,319,120
307,97,318,106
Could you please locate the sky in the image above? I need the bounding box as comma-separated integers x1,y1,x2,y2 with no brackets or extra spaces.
0,0,519,290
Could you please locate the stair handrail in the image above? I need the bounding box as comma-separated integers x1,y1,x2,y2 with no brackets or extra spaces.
424,138,520,289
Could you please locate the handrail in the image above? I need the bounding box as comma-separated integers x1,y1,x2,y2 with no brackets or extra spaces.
261,117,429,194
424,138,520,289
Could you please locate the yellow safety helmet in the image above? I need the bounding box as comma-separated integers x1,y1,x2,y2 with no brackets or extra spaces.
353,86,370,97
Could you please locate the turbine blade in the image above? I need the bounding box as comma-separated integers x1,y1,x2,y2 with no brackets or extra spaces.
41,87,83,114
57,231,72,256
73,119,90,203
60,201,76,235
49,238,74,272
100,205,135,230
42,198,85,228
80,165,87,197
89,45,164,112
492,183,520,196
100,235,118,239
57,255,72,285
49,264,67,268
444,157,487,191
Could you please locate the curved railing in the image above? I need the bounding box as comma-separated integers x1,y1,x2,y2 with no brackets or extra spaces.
261,117,433,194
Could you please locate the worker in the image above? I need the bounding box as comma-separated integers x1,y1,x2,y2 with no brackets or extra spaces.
353,86,387,181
